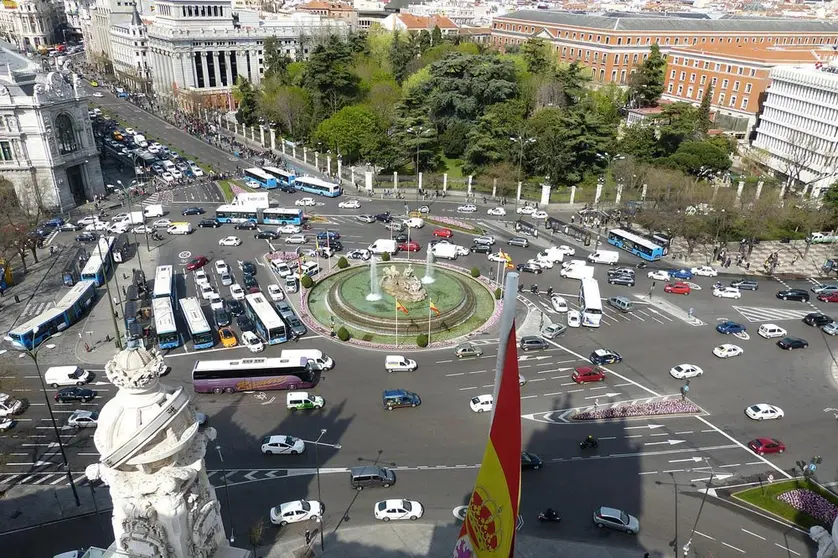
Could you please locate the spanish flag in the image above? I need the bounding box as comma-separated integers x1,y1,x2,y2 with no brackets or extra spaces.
315,237,320,251
505,261,515,270
396,300,409,315
453,317,521,557
430,300,440,315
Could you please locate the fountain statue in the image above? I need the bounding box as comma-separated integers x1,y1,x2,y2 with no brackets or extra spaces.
421,249,436,285
366,258,382,301
381,264,427,302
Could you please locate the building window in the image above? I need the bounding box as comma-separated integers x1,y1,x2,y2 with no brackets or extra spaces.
668,83,673,93
722,79,729,89
0,141,12,161
719,92,725,105
690,73,695,82
680,71,686,80
687,86,693,98
700,75,706,85
750,69,756,77
745,83,752,93
741,97,749,110
729,96,736,107
55,114,77,154
677,84,683,95
733,81,740,91
670,69,677,79
714,63,720,71
698,88,704,100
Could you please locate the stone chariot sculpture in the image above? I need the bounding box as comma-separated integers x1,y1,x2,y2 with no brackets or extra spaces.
380,264,427,302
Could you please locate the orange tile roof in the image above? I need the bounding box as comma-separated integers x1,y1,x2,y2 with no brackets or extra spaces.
670,42,838,64
397,13,458,30
299,1,353,11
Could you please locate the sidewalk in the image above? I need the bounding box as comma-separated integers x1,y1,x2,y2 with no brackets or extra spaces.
259,522,662,558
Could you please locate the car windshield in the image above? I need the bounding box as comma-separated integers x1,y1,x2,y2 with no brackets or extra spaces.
299,500,311,511
282,436,296,445
749,405,761,412
471,397,480,404
620,511,630,525
403,500,413,511
377,501,387,511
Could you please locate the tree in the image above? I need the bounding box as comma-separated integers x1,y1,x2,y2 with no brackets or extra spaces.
232,77,258,127
392,114,440,171
263,36,292,83
696,84,713,136
389,30,414,85
248,519,266,553
553,61,589,108
259,80,311,139
655,102,700,156
364,80,402,128
629,43,667,108
439,121,470,159
667,141,731,176
312,105,385,164
618,123,662,163
431,25,443,46
521,38,551,75
463,100,526,173
780,131,821,197
0,177,46,272
303,35,361,120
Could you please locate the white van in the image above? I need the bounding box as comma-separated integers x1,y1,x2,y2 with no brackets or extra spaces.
385,355,417,372
166,222,193,235
538,248,565,264
369,239,398,255
143,204,164,218
587,250,619,265
404,217,424,229
272,261,292,278
162,160,176,172
44,366,92,388
281,349,334,371
431,243,458,260
560,265,595,279
286,391,325,410
297,261,320,278
758,324,787,339
133,134,148,147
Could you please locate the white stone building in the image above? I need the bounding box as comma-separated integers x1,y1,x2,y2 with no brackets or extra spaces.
62,0,88,42
110,8,151,92
0,0,61,52
0,63,105,212
752,64,838,198
83,0,139,68
146,0,348,109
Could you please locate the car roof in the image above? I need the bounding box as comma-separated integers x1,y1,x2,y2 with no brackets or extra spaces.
597,506,622,517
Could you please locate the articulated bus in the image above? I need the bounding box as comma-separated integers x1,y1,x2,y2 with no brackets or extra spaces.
244,168,278,189
80,236,116,286
153,265,175,302
111,233,130,263
7,280,97,350
62,247,90,287
244,293,287,345
214,205,303,226
293,176,341,197
152,297,180,350
261,208,304,225
262,166,295,188
578,278,603,328
192,356,316,394
179,296,214,349
606,229,665,262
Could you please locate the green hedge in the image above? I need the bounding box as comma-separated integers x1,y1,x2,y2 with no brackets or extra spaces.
337,256,349,269
300,275,314,289
337,326,350,341
416,333,429,347
471,267,480,278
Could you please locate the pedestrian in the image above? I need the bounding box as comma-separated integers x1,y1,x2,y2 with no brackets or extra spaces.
571,215,575,224
305,529,311,545
688,307,694,318
0,285,4,297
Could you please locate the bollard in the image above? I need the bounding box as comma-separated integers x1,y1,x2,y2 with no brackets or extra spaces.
14,295,20,303
84,342,90,352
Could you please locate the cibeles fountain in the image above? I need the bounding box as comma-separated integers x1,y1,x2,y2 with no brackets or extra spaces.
85,346,248,558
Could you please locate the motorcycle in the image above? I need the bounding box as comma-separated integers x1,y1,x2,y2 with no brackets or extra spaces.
713,281,723,290
579,438,599,450
636,261,648,269
546,286,554,297
537,510,561,523
530,284,539,295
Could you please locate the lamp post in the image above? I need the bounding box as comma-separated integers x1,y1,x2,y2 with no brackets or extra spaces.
116,179,149,271
96,239,123,349
216,445,235,544
407,127,432,211
314,428,327,552
510,135,536,215
26,327,81,507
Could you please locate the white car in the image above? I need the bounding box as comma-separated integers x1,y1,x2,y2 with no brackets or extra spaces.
170,169,182,179
745,404,784,421
124,128,135,135
555,245,575,256
261,434,306,455
132,225,153,234
374,499,425,521
67,410,98,428
161,172,175,183
77,216,101,226
457,204,477,213
107,223,130,234
270,500,323,526
533,210,548,219
229,284,245,300
279,224,301,234
455,245,471,256
713,344,743,359
209,293,224,311
348,249,372,260
527,258,549,270
691,265,718,277
551,295,568,313
474,235,496,246
567,309,581,328
295,197,316,207
194,269,210,287
0,418,14,431
470,394,494,413
199,284,215,300
517,206,535,215
85,222,108,231
242,330,265,353
669,364,703,379
487,207,506,216
153,218,173,229
487,252,507,263
338,199,361,209
647,270,671,281
713,287,742,299
214,260,229,275
268,284,285,301
285,234,307,244
191,166,204,177
92,92,104,98
218,236,242,247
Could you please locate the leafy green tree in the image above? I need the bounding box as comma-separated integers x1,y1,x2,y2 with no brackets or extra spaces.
667,141,731,176
521,38,551,75
312,105,385,164
696,84,713,136
389,30,414,85
232,77,258,127
364,80,402,128
431,25,443,46
553,61,590,108
463,100,526,172
629,43,667,108
822,182,838,211
259,79,311,139
585,83,626,126
655,102,700,155
263,36,292,83
619,124,664,163
303,35,360,120
418,30,432,54
393,114,440,171
439,121,470,158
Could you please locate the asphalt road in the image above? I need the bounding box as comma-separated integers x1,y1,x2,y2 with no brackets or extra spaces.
2,102,836,557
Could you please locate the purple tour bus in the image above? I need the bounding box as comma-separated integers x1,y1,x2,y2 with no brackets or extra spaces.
192,356,316,394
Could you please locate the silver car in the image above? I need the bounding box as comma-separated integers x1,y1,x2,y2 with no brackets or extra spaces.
455,344,484,359
822,321,838,336
541,323,567,339
593,506,640,534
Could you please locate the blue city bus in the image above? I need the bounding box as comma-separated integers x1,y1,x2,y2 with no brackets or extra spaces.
244,293,287,344
80,236,115,286
179,296,215,349
262,166,296,188
62,247,89,286
293,176,341,197
215,204,260,224
262,208,304,225
7,280,97,350
606,229,665,261
152,297,180,350
153,264,175,303
244,168,278,189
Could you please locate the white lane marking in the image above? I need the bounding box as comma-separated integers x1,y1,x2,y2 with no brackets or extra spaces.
741,529,765,540
458,386,477,391
446,373,464,377
638,471,658,475
694,531,715,540
719,463,740,468
773,543,800,556
721,542,745,554
662,469,683,473
674,431,694,434
521,395,538,399
543,392,562,396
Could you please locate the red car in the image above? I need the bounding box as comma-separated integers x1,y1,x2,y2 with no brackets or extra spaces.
398,241,421,252
664,282,691,295
186,256,209,271
433,228,453,238
572,365,606,383
748,437,785,455
817,292,838,303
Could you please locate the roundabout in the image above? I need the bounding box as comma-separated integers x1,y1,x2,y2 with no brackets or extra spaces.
304,260,499,347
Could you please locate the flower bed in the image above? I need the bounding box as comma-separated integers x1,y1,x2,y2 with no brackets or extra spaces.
425,216,483,235
571,399,701,420
777,489,838,525
734,479,838,530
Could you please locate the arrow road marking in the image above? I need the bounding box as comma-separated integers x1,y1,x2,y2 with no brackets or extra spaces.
691,473,733,482
645,439,685,446
670,457,704,463
584,392,621,399
244,471,260,481
518,355,550,361
626,424,665,430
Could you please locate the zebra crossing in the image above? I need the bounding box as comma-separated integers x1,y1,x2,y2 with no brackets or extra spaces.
19,299,54,319
732,305,812,323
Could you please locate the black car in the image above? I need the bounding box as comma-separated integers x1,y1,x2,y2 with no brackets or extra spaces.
60,222,81,232
803,313,832,327
241,261,257,275
254,231,279,240
508,237,529,248
213,307,231,327
471,243,491,254
731,279,759,291
590,349,623,365
520,336,548,351
394,233,409,243
776,289,809,302
236,314,255,332
330,240,344,251
608,274,635,286
54,387,97,403
517,263,542,274
279,185,296,194
375,212,392,223
181,207,205,216
243,274,259,290
75,232,98,242
227,299,244,316
198,219,221,228
777,336,809,350
234,221,258,230
521,451,543,470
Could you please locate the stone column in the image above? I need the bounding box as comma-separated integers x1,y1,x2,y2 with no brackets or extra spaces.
314,152,319,169
713,182,720,201
270,129,276,151
418,172,423,191
443,173,448,193
233,123,238,136
516,181,522,201
492,178,497,198
225,52,233,87
641,183,647,200
365,171,374,192
201,51,210,89
326,155,332,175
351,166,355,186
259,125,265,147
336,158,341,179
292,144,296,159
736,180,744,203
540,183,551,206
755,180,764,200
393,171,398,191
570,185,576,205
303,147,307,164
594,181,603,205
615,182,623,205
467,175,473,196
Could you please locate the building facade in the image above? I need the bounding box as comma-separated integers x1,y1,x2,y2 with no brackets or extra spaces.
298,1,357,28
84,0,139,69
110,9,151,92
490,11,838,86
0,68,105,212
0,0,61,52
753,64,838,198
380,13,458,35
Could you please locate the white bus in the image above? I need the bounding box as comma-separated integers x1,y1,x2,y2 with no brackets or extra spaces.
214,204,259,224
293,176,341,197
244,167,278,189
578,278,603,328
179,296,214,349
262,166,295,188
244,293,287,344
153,265,174,302
152,297,180,349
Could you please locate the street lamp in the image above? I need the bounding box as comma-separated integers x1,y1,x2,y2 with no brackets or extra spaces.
510,135,536,215
407,127,433,210
116,178,150,263
216,445,235,544
26,327,81,507
314,428,327,552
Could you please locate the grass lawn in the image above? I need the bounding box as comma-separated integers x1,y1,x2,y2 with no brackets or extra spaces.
217,180,235,202
733,478,838,530
441,157,465,180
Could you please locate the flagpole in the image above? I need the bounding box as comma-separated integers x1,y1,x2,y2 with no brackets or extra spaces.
491,271,520,422
428,302,431,346
395,302,398,347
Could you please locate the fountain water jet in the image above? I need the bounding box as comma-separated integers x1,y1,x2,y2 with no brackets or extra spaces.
366,257,382,301
421,249,436,284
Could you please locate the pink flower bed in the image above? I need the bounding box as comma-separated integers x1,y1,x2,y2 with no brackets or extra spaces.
777,489,838,525
230,183,247,196
427,216,480,231
572,399,700,420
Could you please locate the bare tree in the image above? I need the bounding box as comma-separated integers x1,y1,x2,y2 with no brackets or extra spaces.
612,156,649,194
0,176,49,272
248,518,266,552
780,132,821,198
